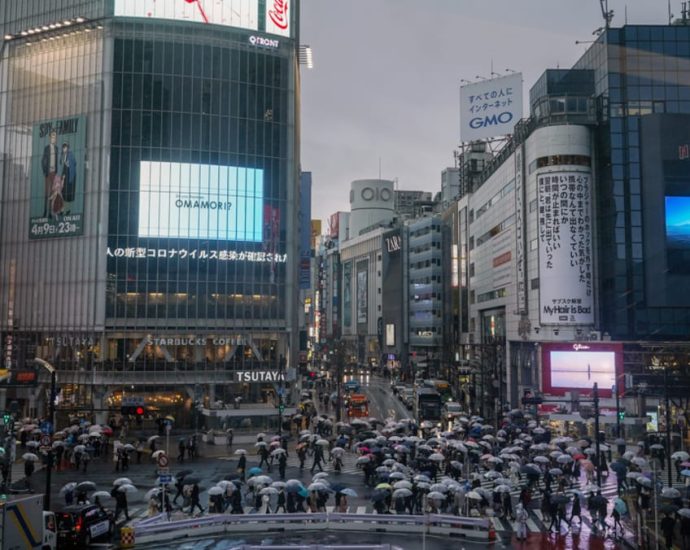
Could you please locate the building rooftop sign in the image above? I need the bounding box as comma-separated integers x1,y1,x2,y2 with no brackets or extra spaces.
459,73,523,142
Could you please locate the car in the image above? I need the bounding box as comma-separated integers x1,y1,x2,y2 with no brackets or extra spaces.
402,388,415,410
344,379,361,392
443,401,463,420
57,505,112,548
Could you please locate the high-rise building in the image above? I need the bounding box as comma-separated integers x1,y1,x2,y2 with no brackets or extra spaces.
0,1,301,426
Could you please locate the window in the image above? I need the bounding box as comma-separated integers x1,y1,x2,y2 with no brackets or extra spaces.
530,238,538,251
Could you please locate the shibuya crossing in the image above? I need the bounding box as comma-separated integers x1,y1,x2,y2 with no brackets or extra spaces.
0,1,301,427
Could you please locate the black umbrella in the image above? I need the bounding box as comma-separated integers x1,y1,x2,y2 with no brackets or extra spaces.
183,477,201,485
551,494,570,505
178,469,193,477
590,495,607,508
371,490,388,502
330,483,347,493
660,503,679,515
521,465,540,475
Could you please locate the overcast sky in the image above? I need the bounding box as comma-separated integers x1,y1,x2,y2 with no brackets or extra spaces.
299,0,670,225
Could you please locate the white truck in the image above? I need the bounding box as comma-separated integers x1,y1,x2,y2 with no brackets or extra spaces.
0,494,56,550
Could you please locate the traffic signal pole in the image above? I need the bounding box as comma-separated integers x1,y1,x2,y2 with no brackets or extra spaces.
593,383,602,488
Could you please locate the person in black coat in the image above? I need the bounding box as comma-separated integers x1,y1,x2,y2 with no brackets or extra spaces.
188,483,204,515
238,454,247,481
278,453,287,480
24,460,35,492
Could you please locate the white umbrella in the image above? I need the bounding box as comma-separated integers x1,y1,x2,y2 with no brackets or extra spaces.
255,441,267,448
118,484,138,493
429,483,448,493
673,451,690,461
466,491,482,500
557,455,573,464
534,456,550,464
148,435,160,443
259,487,279,496
60,482,77,495
313,472,329,481
394,480,413,490
113,478,133,486
22,453,38,462
234,449,247,455
308,482,327,492
26,441,40,448
494,484,512,493
271,481,286,489
92,491,113,500
145,488,161,500
428,453,445,462
73,445,86,453
208,487,224,496
151,450,166,459
271,448,286,457
393,488,412,499
331,447,345,456
316,439,330,447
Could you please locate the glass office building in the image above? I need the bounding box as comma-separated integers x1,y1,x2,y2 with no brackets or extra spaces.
0,1,301,423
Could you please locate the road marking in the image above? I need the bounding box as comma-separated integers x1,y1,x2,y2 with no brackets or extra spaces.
356,506,367,514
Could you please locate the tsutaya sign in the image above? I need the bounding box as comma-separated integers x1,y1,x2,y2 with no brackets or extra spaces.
235,370,284,382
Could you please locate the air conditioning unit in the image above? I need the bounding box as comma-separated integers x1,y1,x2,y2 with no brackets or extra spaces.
589,331,601,341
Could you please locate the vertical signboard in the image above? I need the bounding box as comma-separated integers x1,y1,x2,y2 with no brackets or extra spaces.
356,261,368,325
342,261,352,329
30,115,86,239
514,146,527,314
459,73,523,142
537,171,594,325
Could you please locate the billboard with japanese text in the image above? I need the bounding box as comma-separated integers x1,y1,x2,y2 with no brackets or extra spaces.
138,161,263,242
537,171,593,325
356,261,368,325
459,73,523,141
29,115,86,239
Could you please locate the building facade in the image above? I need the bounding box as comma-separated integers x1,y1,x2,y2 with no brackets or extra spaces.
0,0,301,426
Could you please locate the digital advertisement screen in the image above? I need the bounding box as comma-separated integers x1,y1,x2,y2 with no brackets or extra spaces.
550,351,616,389
541,343,622,397
666,196,690,250
137,161,264,242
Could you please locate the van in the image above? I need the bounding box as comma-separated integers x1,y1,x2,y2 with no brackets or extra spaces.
57,505,112,548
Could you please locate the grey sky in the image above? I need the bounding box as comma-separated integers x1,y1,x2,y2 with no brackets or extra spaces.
299,0,670,225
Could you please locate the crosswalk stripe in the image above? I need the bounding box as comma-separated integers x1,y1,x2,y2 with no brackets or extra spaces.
526,517,540,532
356,505,367,514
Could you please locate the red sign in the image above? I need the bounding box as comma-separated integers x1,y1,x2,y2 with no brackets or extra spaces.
268,0,288,30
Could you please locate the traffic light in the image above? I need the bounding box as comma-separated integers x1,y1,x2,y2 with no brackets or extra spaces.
121,405,146,416
278,403,285,414
2,413,10,425
618,410,625,421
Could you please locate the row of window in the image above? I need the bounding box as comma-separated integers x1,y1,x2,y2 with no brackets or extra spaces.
472,179,516,223
472,214,516,250
528,155,591,174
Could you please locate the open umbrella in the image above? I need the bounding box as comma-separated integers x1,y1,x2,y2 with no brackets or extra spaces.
248,467,263,476
259,487,279,496
549,468,563,476
145,488,162,500
92,491,113,500
375,483,392,490
113,478,133,486
672,451,690,461
271,448,286,457
427,491,445,500
233,449,247,455
60,482,77,495
662,487,681,499
393,488,412,499
466,491,482,500
534,456,550,464
147,435,160,443
76,481,97,492
682,469,690,477
151,450,166,459
678,508,690,519
493,484,512,493
118,484,138,493
22,453,38,462
551,494,570,505
308,482,328,492
610,462,627,475
556,455,573,464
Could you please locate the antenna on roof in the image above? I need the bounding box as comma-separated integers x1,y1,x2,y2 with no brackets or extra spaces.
599,0,614,28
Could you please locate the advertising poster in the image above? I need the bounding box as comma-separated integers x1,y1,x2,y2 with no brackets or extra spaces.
537,171,594,325
356,261,368,325
30,115,86,239
342,262,352,328
459,73,523,142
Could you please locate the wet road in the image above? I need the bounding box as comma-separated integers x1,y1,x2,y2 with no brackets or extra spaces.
342,372,411,422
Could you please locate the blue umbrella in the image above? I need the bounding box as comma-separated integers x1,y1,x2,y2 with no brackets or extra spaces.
340,488,358,497
298,487,309,498
681,469,690,477
249,467,263,476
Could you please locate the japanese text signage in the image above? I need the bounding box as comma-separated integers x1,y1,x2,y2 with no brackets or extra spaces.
29,115,86,239
537,171,593,325
459,73,523,142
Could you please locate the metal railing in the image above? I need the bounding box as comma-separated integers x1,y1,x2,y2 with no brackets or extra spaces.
132,512,492,546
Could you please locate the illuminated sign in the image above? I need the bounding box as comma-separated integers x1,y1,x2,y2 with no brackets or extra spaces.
107,247,286,263
114,0,259,32
235,370,284,382
680,144,689,160
138,161,263,242
249,35,280,48
542,342,622,398
385,234,401,253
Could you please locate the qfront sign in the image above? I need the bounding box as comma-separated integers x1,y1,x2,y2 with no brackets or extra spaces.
235,370,285,382
459,73,523,142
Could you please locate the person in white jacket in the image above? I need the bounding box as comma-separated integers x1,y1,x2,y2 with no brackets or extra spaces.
515,502,528,541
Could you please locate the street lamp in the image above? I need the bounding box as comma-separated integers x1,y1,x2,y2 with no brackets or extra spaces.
34,358,56,511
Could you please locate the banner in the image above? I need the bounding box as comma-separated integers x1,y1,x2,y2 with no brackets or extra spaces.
342,262,352,329
537,171,593,325
356,261,368,325
459,73,522,142
30,115,86,239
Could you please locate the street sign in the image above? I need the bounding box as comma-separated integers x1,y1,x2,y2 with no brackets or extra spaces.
158,474,172,485
157,454,169,468
277,387,284,397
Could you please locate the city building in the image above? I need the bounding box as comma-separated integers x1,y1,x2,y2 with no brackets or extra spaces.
0,1,302,428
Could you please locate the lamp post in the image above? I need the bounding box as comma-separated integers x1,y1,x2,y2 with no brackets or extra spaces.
34,359,56,511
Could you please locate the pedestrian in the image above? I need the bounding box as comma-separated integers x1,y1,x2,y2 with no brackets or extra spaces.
64,486,74,506
677,458,684,483
297,445,307,469
24,458,34,492
680,513,690,550
541,490,552,523
189,483,204,515
276,489,286,513
172,477,185,506
515,503,528,541
661,513,676,550
238,453,247,481
596,491,608,533
136,441,144,464
547,496,560,533
519,486,531,510
310,445,324,473
178,439,186,463
570,494,582,524
81,451,90,473
502,491,514,520
112,486,130,521
258,445,269,469
278,452,287,480
611,497,626,535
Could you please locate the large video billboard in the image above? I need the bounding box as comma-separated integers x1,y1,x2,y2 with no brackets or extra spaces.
459,73,523,142
666,196,690,251
356,261,368,325
537,171,594,325
542,342,623,398
114,0,259,32
137,161,263,242
29,115,86,239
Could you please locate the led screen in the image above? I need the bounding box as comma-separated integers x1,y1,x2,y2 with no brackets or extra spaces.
666,196,690,250
550,351,616,390
138,161,263,242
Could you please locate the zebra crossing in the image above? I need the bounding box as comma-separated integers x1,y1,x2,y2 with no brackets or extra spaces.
216,452,363,476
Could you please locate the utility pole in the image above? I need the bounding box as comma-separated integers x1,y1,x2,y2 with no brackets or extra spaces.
34,359,57,511
593,382,602,488
614,380,621,439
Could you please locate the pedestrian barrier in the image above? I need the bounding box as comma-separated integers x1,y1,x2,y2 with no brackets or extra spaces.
132,512,492,546
120,526,136,548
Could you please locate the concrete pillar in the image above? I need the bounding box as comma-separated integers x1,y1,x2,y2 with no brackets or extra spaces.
208,384,215,406
92,387,112,425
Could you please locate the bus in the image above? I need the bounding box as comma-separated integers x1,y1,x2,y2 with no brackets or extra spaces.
347,394,369,418
414,387,443,426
